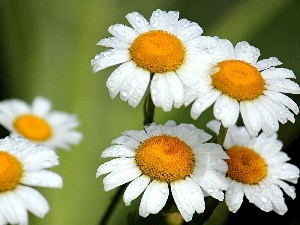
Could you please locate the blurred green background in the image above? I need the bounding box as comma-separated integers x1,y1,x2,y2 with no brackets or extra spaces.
0,1,299,225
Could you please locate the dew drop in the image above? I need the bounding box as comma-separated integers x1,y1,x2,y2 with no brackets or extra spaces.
130,80,138,88
42,160,53,167
261,196,268,203
207,188,214,193
121,90,129,97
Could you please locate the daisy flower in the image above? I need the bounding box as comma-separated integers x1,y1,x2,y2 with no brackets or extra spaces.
0,96,83,150
207,120,299,215
91,9,209,111
96,121,228,222
0,136,62,225
186,38,300,137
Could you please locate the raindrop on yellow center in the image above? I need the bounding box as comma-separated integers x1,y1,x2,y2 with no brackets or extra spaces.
0,151,23,192
130,30,185,73
211,60,265,101
13,114,52,141
226,146,267,184
135,135,195,183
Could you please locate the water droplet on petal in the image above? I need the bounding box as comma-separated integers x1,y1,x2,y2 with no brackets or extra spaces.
261,196,268,203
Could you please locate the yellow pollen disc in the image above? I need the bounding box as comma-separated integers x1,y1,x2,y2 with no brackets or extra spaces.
226,146,267,184
135,135,195,183
0,151,23,192
130,30,185,73
211,60,265,101
13,114,52,141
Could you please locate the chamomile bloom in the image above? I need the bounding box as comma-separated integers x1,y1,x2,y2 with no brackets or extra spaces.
0,136,62,225
0,96,82,150
186,38,300,137
91,9,209,111
97,121,228,222
207,120,299,215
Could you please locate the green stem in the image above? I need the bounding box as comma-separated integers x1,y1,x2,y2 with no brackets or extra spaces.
99,184,127,225
217,123,227,146
143,73,155,126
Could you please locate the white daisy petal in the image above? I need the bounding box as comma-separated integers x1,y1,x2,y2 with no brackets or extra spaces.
256,57,282,70
139,180,169,217
96,158,136,177
111,135,141,149
108,24,138,43
122,130,148,142
103,167,142,191
149,9,168,29
264,90,299,114
240,101,262,137
98,37,130,49
275,180,296,199
244,184,273,212
15,186,49,218
123,175,150,206
165,72,184,108
213,95,239,127
225,180,244,213
235,41,260,64
191,90,221,120
92,49,130,73
171,181,194,222
101,145,135,158
22,170,63,188
151,74,174,112
163,11,180,32
261,68,295,79
32,96,51,116
176,21,203,42
125,12,150,33
265,78,300,94
106,61,136,99
3,193,28,225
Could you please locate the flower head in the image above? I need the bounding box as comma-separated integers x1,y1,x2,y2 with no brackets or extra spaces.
0,96,83,150
0,136,62,225
186,38,300,137
91,9,208,111
97,121,228,222
207,120,299,215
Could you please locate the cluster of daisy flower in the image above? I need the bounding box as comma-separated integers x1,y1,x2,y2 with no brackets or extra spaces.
92,9,300,224
0,96,82,224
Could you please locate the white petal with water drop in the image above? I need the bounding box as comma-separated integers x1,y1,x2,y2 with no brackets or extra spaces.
21,170,63,188
213,95,239,127
123,175,150,206
125,11,150,33
15,185,49,218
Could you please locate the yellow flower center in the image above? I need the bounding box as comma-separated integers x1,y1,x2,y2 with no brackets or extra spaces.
130,30,185,73
211,60,265,101
0,151,23,192
135,135,195,183
13,114,52,141
226,146,267,184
